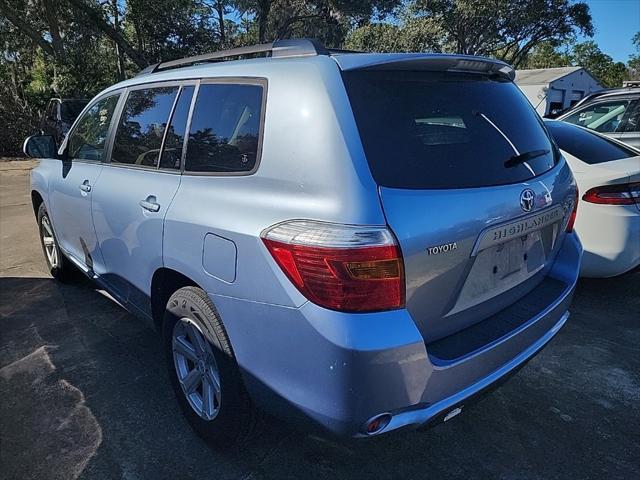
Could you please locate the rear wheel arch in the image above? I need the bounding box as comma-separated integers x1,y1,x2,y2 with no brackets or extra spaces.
150,268,201,329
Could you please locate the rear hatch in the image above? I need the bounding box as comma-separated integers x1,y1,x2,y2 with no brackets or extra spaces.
341,61,576,343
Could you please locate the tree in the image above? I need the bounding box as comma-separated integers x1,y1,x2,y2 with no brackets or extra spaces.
345,16,443,52
234,0,401,45
572,41,627,88
521,41,572,69
628,32,640,81
409,0,593,67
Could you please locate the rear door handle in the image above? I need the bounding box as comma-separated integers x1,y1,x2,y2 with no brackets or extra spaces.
139,196,160,212
79,180,91,193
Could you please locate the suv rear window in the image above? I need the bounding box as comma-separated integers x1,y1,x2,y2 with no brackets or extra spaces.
343,71,558,189
545,120,638,164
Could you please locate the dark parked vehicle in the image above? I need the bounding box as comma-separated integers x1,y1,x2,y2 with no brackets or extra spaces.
558,86,640,149
40,98,89,145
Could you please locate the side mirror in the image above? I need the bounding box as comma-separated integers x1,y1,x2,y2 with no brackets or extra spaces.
23,135,57,158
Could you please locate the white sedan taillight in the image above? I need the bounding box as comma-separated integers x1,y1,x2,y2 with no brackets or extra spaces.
582,182,640,206
261,220,405,312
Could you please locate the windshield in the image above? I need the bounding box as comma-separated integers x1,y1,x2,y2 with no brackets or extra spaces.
343,71,558,189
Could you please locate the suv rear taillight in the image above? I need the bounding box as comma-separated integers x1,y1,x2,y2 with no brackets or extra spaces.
582,182,640,205
261,221,405,312
566,187,579,233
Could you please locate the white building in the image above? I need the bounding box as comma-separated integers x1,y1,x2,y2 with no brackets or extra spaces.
515,67,602,117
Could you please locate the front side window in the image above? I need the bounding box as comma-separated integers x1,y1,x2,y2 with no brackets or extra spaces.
562,100,630,133
112,87,179,167
68,94,120,162
185,83,263,173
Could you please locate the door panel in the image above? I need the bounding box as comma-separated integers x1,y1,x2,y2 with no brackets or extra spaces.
92,167,181,311
49,161,105,270
90,84,192,313
50,93,121,271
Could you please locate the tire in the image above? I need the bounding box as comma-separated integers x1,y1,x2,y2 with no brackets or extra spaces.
37,202,73,281
162,286,258,447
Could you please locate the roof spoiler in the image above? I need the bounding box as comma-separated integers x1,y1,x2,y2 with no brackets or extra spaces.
334,54,516,81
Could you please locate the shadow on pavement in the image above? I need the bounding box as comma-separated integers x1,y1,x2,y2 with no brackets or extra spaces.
0,273,638,480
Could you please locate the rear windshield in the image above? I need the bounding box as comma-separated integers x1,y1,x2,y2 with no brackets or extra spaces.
343,71,558,189
544,120,638,164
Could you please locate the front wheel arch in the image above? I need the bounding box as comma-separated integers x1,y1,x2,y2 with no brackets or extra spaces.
31,190,44,218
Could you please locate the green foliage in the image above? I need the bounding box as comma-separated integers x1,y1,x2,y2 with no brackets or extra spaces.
628,32,640,80
520,42,572,69
0,0,633,156
408,0,593,66
345,15,443,52
571,41,628,88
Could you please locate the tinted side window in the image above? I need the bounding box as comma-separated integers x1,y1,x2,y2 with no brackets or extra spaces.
112,87,179,167
562,100,630,133
68,94,120,162
185,83,263,173
545,121,637,164
160,86,194,170
61,100,88,123
47,100,59,121
620,101,640,133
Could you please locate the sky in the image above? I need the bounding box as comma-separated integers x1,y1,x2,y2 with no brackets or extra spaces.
581,0,639,63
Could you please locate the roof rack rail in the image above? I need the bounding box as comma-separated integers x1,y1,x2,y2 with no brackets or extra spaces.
137,38,329,76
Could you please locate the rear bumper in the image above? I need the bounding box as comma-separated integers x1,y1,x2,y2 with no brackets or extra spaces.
210,232,582,437
365,311,569,436
576,202,640,278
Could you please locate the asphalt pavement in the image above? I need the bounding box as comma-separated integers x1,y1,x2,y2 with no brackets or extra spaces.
1,160,639,480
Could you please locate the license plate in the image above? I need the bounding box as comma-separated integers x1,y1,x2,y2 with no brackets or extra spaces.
473,205,565,255
451,232,549,314
449,207,564,315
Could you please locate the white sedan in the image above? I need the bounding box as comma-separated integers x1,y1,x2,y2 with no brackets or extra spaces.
545,120,640,277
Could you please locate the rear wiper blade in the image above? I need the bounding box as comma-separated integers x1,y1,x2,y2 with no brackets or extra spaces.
504,149,549,168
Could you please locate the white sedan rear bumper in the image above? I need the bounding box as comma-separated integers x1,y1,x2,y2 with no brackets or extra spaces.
576,201,640,277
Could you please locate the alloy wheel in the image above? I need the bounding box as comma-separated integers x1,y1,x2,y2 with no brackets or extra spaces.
41,215,58,269
172,318,222,421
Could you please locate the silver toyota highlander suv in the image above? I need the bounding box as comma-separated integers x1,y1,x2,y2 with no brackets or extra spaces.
25,39,582,446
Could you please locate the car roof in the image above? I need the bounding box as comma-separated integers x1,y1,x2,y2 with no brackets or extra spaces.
97,39,515,97
573,87,640,106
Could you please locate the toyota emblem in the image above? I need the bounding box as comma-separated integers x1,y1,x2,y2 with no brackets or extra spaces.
520,189,535,212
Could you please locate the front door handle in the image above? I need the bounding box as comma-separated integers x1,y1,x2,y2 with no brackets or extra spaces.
139,196,160,212
79,180,91,193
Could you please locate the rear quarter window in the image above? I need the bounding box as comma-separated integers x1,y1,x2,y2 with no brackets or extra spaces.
343,71,558,189
184,82,264,173
545,120,638,164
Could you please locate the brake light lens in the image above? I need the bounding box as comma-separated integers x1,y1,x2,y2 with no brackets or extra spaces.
566,187,579,233
261,221,405,312
582,182,640,206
